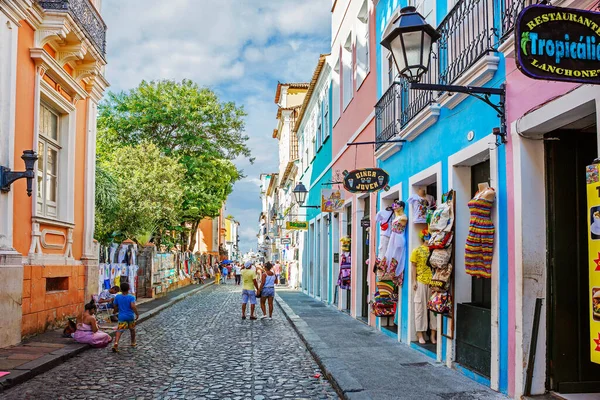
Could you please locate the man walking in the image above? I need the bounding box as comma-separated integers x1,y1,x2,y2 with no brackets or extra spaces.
214,263,221,285
241,261,259,320
221,264,228,284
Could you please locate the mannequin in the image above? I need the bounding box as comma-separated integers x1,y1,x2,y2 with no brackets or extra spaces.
465,182,496,278
411,229,436,344
375,202,395,258
408,188,436,224
381,201,408,286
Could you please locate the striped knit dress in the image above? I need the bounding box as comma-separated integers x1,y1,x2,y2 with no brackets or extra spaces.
465,196,495,278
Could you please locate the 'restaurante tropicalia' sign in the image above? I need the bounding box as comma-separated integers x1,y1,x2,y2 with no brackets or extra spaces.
343,168,390,193
516,5,600,84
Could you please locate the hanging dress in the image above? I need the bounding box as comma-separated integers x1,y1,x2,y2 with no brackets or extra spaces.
381,215,407,286
465,193,495,278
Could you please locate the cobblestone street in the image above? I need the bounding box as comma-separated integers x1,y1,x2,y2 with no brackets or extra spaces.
1,284,338,400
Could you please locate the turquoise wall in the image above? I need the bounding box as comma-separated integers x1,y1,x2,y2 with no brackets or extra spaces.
375,1,509,393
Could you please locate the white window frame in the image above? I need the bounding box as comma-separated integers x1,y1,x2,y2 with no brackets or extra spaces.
342,33,353,110
36,79,77,223
323,88,330,141
37,103,60,218
356,0,370,89
332,59,341,124
316,101,323,149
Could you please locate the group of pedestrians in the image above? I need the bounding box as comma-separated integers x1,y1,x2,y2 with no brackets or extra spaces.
240,261,278,320
212,261,243,285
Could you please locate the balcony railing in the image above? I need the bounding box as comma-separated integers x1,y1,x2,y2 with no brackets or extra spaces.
37,0,107,57
375,0,528,149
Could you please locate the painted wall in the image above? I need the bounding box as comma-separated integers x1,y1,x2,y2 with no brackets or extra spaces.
375,0,511,393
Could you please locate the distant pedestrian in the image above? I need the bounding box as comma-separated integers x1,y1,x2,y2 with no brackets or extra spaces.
258,262,278,320
112,282,139,352
273,262,282,285
214,264,221,285
241,261,259,320
221,265,228,284
234,263,242,285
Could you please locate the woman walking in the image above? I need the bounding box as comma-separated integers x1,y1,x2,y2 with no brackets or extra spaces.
258,262,278,320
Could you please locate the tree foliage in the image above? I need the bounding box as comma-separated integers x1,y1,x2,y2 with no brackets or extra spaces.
95,142,184,243
95,79,250,249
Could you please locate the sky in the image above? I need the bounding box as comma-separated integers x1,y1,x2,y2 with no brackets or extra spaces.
102,0,331,253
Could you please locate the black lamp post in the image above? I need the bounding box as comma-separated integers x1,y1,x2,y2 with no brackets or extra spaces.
0,150,38,196
381,7,507,145
276,214,283,228
292,182,319,209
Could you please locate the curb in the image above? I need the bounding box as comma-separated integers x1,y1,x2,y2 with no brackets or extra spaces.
0,281,214,392
275,294,370,400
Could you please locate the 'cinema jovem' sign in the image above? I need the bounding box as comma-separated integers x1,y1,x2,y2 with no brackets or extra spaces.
343,168,390,193
516,5,600,84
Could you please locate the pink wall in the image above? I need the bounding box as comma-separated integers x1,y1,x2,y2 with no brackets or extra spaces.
504,54,578,396
332,6,378,325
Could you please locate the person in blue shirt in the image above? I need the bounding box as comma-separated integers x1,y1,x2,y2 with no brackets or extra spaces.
112,282,139,352
221,265,228,284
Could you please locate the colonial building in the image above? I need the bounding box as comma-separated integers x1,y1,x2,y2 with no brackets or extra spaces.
0,0,108,346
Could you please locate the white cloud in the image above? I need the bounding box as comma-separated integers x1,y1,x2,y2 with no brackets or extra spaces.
102,0,330,252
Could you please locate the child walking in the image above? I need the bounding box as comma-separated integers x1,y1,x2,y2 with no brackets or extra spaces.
112,282,139,352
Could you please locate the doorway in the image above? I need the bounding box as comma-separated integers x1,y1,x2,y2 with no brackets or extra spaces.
344,205,352,314
360,196,371,321
316,218,322,299
546,128,600,393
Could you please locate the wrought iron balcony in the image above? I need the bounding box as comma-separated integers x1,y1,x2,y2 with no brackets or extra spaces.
37,0,106,58
376,0,509,149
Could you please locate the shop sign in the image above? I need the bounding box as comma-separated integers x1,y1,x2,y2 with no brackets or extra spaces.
334,253,339,263
516,5,600,85
361,218,371,228
321,189,345,212
286,221,308,230
343,168,390,193
586,162,600,364
280,238,292,245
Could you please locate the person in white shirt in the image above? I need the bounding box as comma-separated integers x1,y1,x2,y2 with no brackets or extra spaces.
234,263,242,285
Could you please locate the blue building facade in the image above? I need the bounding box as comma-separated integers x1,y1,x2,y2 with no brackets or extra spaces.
295,55,336,302
373,0,515,393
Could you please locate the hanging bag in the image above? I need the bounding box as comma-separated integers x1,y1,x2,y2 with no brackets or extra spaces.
380,212,393,232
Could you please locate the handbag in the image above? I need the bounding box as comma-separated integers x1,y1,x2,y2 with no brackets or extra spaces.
428,291,452,314
380,212,393,232
430,263,453,292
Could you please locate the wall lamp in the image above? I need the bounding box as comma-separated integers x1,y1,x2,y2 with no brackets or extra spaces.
0,150,38,196
381,6,506,146
292,182,320,209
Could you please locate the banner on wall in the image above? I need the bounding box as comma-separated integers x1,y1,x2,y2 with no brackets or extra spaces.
321,189,345,212
286,221,308,230
586,162,600,364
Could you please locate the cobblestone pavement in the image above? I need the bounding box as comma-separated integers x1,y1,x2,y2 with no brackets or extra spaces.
1,284,338,400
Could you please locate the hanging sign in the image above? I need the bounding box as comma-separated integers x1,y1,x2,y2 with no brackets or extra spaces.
286,221,308,230
343,168,390,193
516,5,600,85
321,189,345,212
586,162,600,364
361,218,371,228
280,238,292,245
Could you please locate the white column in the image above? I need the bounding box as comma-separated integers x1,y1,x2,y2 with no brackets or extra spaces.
0,16,18,252
83,99,98,258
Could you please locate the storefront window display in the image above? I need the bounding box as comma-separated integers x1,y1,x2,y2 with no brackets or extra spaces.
337,236,352,290
381,201,408,286
465,183,496,279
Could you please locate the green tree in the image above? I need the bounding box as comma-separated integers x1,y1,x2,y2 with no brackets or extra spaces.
97,79,251,250
96,142,185,244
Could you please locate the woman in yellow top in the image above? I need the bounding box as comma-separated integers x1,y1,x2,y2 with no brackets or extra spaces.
411,229,437,344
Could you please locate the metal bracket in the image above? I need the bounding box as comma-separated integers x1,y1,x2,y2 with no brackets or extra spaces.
410,82,507,146
0,166,35,194
347,139,407,146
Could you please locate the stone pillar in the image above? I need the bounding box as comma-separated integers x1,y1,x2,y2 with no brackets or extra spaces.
0,251,24,347
137,244,155,298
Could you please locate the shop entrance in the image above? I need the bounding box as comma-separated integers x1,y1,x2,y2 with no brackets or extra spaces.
345,206,352,314
546,127,600,393
360,197,370,321
455,159,492,378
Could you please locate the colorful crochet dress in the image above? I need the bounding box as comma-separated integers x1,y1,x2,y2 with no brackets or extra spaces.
465,195,495,278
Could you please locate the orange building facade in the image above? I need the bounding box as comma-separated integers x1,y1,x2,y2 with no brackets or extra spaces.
0,0,108,347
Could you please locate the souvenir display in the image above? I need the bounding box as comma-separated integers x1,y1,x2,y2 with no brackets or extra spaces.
425,191,455,316
380,201,408,286
97,242,139,296
337,237,352,290
407,189,436,224
465,184,496,279
375,207,394,257
411,229,437,343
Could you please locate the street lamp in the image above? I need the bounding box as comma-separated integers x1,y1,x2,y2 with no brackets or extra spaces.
380,7,507,145
292,182,319,209
276,214,284,228
0,150,38,196
380,6,440,83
